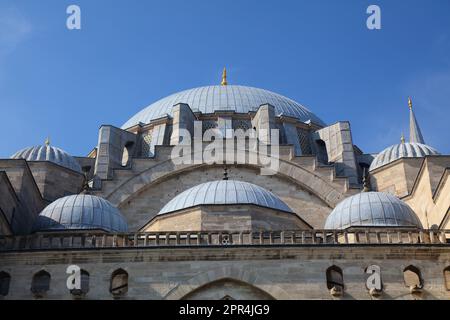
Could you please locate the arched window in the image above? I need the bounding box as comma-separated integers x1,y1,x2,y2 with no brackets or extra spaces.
121,142,134,167
444,266,450,291
403,265,423,290
326,266,344,296
31,270,50,297
110,269,128,297
326,265,344,289
71,269,90,296
315,139,328,164
0,271,11,297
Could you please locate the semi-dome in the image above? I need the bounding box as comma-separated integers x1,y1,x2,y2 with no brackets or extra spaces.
324,192,422,230
369,142,439,171
122,85,325,129
158,180,293,215
34,194,128,233
11,143,82,173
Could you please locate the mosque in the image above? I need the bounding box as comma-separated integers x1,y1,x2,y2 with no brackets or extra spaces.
0,69,449,300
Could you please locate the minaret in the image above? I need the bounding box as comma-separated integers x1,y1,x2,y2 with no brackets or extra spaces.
221,67,228,86
408,97,425,144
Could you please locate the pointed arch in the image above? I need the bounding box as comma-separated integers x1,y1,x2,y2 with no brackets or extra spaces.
104,150,346,209
181,278,275,300
165,266,290,300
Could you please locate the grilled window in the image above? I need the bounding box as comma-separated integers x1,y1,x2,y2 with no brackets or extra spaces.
326,265,344,290
31,270,50,296
0,271,11,296
110,269,128,297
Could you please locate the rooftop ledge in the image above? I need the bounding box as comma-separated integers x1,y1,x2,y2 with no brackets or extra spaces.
0,229,449,252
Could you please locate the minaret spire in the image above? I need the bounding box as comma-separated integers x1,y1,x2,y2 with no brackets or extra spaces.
221,67,228,86
408,97,425,144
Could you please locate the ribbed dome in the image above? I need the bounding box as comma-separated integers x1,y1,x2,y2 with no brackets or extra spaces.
34,195,128,233
122,85,325,128
11,145,82,173
324,192,422,230
369,142,439,171
158,180,293,215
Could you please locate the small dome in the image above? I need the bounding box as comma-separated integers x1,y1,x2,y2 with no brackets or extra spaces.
122,85,325,128
369,142,439,171
158,180,293,215
34,194,128,233
324,192,422,230
11,145,82,173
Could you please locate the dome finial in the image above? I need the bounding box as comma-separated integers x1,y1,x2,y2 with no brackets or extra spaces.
221,67,228,86
223,166,229,180
45,137,50,147
408,97,413,110
401,132,405,144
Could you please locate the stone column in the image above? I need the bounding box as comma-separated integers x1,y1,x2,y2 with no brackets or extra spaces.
313,122,359,185
94,126,137,180
170,103,196,145
252,104,276,144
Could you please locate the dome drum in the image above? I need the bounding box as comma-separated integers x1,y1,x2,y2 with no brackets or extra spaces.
143,203,311,232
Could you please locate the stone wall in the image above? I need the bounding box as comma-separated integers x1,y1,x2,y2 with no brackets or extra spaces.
27,162,84,202
370,158,422,197
1,245,449,300
404,157,450,229
0,160,46,234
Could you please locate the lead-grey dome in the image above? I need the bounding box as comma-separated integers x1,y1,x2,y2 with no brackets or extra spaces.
122,85,325,128
34,194,128,233
324,192,422,230
158,180,293,215
11,145,82,173
369,142,439,171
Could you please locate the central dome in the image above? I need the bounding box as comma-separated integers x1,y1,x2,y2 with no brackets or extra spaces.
122,85,325,128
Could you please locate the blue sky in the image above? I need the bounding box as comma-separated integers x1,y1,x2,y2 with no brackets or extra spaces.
0,0,449,158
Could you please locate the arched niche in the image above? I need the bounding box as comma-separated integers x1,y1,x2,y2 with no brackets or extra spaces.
181,278,275,300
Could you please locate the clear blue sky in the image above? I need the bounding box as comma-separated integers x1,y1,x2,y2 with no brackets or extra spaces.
0,0,449,158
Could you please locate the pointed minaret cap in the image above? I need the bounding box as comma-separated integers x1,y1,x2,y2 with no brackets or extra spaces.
221,67,228,86
408,97,425,144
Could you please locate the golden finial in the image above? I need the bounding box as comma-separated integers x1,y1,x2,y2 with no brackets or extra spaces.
221,67,228,86
408,97,413,110
45,137,50,147
400,132,405,144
